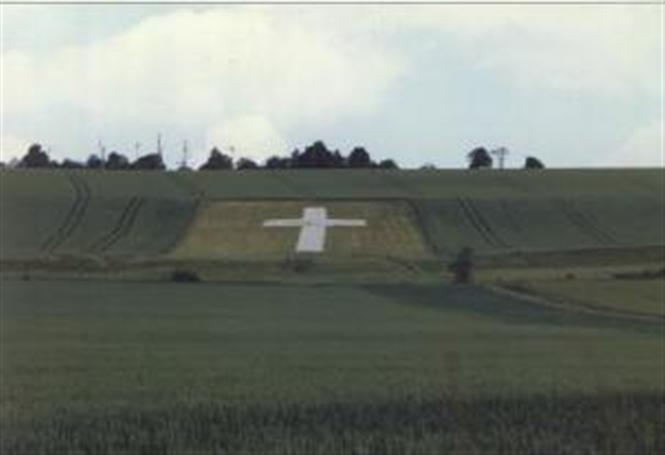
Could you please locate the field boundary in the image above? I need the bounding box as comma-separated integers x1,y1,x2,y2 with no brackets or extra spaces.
487,283,663,324
40,173,91,253
89,197,145,254
165,172,205,199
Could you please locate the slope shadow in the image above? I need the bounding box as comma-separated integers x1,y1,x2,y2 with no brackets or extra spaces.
361,283,661,333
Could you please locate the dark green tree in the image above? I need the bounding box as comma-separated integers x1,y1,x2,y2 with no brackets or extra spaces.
132,153,166,170
378,159,399,170
236,157,259,170
19,143,52,168
293,141,336,168
105,152,130,170
86,154,104,169
199,147,233,170
524,156,545,169
467,147,493,170
348,147,373,168
265,155,291,169
60,159,85,169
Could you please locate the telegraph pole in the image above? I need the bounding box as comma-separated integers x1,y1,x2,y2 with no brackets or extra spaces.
97,139,107,163
134,142,141,161
180,140,189,169
491,147,509,170
157,133,163,158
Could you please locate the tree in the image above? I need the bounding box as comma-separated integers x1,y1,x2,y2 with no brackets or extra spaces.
524,156,545,169
293,141,337,168
448,247,474,284
348,147,373,168
378,159,399,170
60,159,85,169
86,154,104,169
19,143,52,168
105,151,130,170
265,155,291,169
236,157,259,170
199,147,233,170
132,153,165,170
331,150,345,168
467,147,493,170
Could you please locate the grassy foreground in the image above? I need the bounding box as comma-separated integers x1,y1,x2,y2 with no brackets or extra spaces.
1,280,662,453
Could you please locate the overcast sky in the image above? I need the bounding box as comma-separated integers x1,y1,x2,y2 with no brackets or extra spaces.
1,3,662,168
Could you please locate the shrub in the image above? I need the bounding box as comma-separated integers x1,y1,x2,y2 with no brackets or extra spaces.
170,269,201,283
448,247,474,284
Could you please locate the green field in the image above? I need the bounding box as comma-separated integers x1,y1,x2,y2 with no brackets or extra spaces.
2,280,662,453
1,168,663,264
508,278,665,318
1,168,663,452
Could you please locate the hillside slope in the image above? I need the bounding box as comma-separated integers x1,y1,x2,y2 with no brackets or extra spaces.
1,168,662,264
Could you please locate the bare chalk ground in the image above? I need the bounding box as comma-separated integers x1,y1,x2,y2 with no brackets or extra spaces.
264,207,366,253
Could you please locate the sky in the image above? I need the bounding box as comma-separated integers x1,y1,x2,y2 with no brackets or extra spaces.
1,3,663,169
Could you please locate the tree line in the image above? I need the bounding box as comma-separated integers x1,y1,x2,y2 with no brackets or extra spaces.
2,141,545,171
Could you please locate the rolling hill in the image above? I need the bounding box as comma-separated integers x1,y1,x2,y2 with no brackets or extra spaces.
1,168,662,268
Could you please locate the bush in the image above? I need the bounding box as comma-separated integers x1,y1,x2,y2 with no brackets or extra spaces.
284,257,314,273
448,247,474,284
170,269,201,283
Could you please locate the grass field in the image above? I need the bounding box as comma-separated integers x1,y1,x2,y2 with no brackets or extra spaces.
0,171,196,260
170,200,428,261
1,168,663,452
508,278,665,318
1,279,662,453
1,168,662,265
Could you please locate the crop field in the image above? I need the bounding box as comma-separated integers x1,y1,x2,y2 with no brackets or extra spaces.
169,200,429,261
1,168,663,453
2,168,663,266
0,171,196,260
510,278,665,318
1,280,662,453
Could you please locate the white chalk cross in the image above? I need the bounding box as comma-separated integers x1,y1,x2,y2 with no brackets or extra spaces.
263,207,367,253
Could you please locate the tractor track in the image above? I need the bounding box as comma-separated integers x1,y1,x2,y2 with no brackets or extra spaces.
89,197,145,254
554,198,616,246
457,197,509,249
40,173,91,253
404,200,442,257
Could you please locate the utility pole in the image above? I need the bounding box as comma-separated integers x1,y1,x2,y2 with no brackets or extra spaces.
180,140,189,169
157,133,163,158
134,142,141,161
491,147,509,170
97,139,107,162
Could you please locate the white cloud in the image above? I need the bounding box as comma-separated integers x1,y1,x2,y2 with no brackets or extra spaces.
2,7,404,166
602,121,663,167
1,5,661,167
0,133,31,162
205,115,288,163
372,5,661,97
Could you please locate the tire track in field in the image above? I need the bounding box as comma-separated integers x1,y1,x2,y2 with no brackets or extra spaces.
457,198,509,249
554,198,616,246
40,173,91,253
89,197,146,254
404,200,442,257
